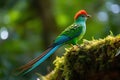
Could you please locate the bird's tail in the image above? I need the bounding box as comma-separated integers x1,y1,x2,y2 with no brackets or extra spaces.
17,44,61,75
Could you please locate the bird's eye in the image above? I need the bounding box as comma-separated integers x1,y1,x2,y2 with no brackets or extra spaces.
81,15,85,17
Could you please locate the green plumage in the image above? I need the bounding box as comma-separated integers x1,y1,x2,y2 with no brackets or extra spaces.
18,10,89,75
56,17,87,45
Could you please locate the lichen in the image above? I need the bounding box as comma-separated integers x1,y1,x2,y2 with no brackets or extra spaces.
45,34,120,80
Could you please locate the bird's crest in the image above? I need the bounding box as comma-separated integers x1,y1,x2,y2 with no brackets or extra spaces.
74,10,88,20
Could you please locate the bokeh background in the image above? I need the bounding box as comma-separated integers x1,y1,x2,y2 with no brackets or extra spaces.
0,0,120,80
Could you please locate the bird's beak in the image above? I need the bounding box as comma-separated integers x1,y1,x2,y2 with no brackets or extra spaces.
87,15,91,18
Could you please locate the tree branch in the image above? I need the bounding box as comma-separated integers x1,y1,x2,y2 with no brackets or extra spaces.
44,34,120,80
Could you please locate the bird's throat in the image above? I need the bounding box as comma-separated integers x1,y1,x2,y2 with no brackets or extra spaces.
75,20,86,27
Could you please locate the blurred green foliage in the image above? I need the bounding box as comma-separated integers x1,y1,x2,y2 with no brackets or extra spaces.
0,0,120,80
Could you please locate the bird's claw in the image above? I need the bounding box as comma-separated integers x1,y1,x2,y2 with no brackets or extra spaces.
70,44,80,50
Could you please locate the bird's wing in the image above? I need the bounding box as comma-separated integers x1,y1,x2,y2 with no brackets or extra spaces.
54,35,70,45
54,24,82,45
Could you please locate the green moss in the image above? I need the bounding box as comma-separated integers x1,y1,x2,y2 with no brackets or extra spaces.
45,34,120,80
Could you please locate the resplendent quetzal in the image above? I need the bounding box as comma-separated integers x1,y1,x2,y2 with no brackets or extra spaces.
18,10,90,75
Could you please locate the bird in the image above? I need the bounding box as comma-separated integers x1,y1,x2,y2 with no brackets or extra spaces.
18,10,90,75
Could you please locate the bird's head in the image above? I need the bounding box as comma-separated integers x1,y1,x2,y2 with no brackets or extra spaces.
74,10,90,22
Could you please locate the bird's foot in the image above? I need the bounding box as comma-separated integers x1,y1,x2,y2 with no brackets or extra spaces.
70,44,79,50
76,44,81,47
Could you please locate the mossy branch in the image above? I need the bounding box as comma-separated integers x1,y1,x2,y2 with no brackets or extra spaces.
40,34,120,80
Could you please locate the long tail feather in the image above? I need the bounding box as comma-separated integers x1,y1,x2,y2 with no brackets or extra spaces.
18,44,61,75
